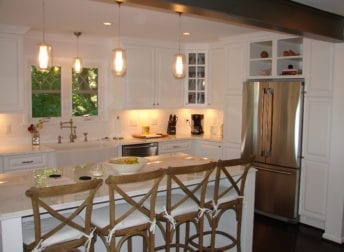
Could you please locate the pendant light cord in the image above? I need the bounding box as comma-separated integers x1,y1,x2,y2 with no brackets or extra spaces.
117,1,122,46
42,0,46,42
178,12,182,54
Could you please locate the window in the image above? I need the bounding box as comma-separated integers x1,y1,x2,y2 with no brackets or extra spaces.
72,68,98,117
31,65,99,119
31,66,61,118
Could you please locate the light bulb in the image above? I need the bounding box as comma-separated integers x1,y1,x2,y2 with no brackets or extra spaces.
112,48,126,76
173,53,186,78
74,57,82,73
37,42,52,70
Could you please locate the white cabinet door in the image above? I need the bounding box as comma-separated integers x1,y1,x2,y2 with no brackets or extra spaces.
298,39,334,229
223,95,242,145
194,140,222,160
226,43,247,95
3,152,52,172
155,48,184,108
159,140,192,154
0,33,23,112
208,47,226,108
124,45,155,108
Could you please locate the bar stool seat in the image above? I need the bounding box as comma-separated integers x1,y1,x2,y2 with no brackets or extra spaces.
92,203,150,231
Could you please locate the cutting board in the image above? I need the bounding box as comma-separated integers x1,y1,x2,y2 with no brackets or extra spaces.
132,133,168,139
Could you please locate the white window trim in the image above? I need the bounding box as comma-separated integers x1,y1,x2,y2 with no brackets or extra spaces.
26,56,108,125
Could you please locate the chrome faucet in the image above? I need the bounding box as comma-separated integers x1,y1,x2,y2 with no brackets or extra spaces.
60,119,77,143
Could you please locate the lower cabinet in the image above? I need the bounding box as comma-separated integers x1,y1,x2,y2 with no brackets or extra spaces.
2,152,56,172
159,140,192,155
193,140,222,160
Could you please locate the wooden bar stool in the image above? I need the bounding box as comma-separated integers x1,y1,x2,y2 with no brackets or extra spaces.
153,161,217,252
22,178,103,252
189,156,254,252
91,169,165,252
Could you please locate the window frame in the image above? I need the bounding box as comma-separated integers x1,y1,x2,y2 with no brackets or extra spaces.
26,57,107,125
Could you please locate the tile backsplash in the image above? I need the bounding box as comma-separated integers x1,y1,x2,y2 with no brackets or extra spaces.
0,108,223,145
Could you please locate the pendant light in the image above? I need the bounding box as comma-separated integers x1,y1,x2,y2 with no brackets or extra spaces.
73,32,82,73
112,1,126,76
173,12,186,79
37,0,52,71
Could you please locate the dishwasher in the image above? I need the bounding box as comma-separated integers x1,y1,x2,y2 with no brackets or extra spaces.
122,142,159,157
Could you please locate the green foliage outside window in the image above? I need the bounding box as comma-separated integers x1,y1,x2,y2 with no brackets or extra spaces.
31,66,61,118
72,68,98,116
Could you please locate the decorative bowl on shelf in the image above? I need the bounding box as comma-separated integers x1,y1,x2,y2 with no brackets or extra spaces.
104,156,147,174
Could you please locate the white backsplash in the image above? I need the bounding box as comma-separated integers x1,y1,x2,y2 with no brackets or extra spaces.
0,108,223,146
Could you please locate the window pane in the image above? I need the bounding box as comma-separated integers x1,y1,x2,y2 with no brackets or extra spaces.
188,79,196,90
31,66,61,118
32,93,61,117
72,68,98,117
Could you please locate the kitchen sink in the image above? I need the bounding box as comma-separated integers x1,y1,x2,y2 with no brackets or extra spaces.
45,140,117,167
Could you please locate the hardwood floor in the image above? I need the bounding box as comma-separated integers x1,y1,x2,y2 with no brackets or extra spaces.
253,214,344,252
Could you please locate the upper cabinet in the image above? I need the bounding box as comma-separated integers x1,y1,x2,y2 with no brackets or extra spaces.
248,37,303,79
124,44,183,109
185,50,208,106
0,32,24,112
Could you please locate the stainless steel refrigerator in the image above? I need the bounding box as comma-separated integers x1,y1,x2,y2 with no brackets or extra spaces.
241,79,304,223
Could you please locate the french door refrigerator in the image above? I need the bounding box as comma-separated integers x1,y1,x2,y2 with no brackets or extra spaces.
241,79,304,223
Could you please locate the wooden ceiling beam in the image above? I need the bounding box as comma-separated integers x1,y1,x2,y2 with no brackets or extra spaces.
99,0,344,42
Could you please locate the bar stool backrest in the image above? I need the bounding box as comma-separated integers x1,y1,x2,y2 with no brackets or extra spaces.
105,169,165,232
25,178,103,251
214,155,255,204
166,161,217,214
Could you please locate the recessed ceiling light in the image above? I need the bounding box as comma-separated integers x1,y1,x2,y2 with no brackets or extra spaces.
103,22,112,26
183,32,191,36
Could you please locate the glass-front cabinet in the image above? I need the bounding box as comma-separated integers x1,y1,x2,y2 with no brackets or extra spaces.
185,51,207,106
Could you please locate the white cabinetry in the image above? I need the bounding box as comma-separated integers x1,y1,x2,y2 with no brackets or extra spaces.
0,32,24,112
2,152,55,172
124,44,155,108
299,39,334,229
208,47,226,108
159,140,192,155
155,48,184,108
248,37,303,79
124,44,183,109
222,42,247,160
193,139,222,160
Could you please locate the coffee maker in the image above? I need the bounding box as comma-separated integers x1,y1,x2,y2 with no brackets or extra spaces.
191,114,204,135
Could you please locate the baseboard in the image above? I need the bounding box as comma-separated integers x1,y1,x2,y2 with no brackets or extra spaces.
299,215,325,229
322,232,344,244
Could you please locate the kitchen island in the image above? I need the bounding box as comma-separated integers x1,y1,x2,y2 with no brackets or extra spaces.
0,153,256,252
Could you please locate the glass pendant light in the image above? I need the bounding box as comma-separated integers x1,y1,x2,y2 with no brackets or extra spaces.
37,0,52,71
73,32,82,73
112,1,126,76
173,12,186,79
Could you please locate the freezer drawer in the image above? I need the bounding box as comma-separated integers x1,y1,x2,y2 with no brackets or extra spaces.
255,165,299,222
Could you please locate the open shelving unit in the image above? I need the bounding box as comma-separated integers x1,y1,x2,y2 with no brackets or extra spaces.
248,37,303,79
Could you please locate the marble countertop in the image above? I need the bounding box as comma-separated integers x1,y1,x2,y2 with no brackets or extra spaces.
0,152,249,221
0,134,223,156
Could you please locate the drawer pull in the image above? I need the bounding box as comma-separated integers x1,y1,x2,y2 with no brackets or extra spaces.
22,160,34,164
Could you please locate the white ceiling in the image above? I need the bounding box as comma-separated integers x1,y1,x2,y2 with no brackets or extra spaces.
0,0,343,43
